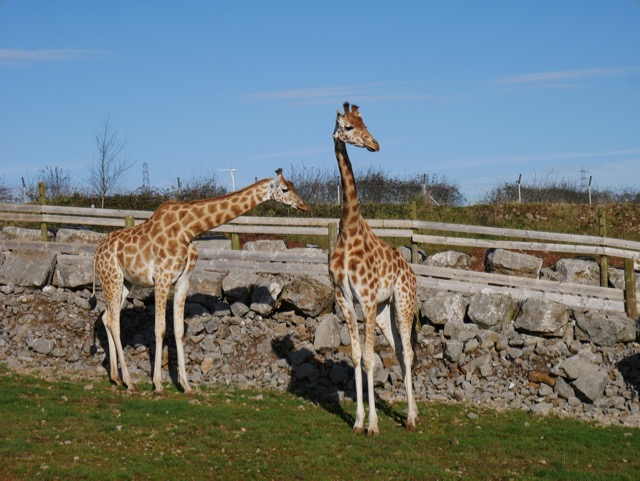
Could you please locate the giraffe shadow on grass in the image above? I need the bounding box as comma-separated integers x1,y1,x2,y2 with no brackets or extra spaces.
271,335,408,430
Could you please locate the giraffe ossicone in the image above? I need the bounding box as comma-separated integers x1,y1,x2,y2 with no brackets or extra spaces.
92,169,308,393
330,102,419,435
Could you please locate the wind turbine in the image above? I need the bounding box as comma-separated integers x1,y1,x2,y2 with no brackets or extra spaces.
220,165,236,191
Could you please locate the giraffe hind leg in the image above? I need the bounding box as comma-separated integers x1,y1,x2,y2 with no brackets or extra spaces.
334,289,365,433
394,289,419,430
172,250,197,394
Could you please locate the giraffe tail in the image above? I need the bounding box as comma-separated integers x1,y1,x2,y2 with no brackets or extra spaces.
89,255,97,311
411,303,421,367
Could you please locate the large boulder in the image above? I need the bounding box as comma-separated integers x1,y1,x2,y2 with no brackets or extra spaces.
243,240,287,252
419,290,468,325
313,313,341,353
555,258,600,286
0,250,57,287
467,292,518,331
485,249,542,279
1,226,53,241
573,309,637,346
280,275,333,317
222,270,259,304
424,251,471,269
55,228,105,244
188,265,225,298
608,268,640,292
514,298,571,337
250,274,286,316
53,254,94,288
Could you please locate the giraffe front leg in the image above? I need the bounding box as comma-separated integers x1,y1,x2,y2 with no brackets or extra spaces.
362,303,379,437
152,284,169,394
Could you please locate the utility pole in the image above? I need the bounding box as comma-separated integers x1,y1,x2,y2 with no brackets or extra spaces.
142,162,149,187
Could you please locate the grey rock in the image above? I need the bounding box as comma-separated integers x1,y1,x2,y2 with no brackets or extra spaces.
55,228,105,244
514,298,570,337
574,309,637,346
571,369,609,403
552,356,597,380
555,258,600,286
29,338,54,355
554,376,575,400
486,249,542,279
313,314,341,353
243,240,287,252
445,340,464,363
250,275,285,316
424,251,471,269
53,255,94,288
467,292,518,331
280,275,333,317
222,271,259,304
420,291,468,325
0,250,57,287
230,302,250,318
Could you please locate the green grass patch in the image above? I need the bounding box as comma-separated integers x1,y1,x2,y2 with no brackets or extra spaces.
0,366,639,480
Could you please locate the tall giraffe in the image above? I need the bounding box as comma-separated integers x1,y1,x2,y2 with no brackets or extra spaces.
330,102,418,435
93,169,308,393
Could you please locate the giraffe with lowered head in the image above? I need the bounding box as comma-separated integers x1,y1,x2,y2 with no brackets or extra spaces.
330,102,418,435
92,169,308,393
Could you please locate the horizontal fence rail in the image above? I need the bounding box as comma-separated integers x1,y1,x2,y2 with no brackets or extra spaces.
1,202,639,318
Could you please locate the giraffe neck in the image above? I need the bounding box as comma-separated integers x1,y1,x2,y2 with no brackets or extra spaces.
181,179,271,239
334,137,361,229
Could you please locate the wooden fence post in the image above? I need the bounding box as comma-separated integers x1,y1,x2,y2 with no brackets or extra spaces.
624,258,638,320
410,201,418,264
599,209,608,288
231,233,240,250
124,215,135,228
38,182,48,242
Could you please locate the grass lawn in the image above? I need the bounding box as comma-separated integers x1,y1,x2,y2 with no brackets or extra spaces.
1,366,638,480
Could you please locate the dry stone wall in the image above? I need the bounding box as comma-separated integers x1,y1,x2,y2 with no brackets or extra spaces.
1,227,640,427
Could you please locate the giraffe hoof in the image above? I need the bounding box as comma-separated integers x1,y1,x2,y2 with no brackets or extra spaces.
126,384,137,393
353,426,365,435
406,421,417,432
367,428,380,437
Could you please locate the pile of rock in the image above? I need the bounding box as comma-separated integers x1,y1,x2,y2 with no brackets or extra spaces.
1,231,640,427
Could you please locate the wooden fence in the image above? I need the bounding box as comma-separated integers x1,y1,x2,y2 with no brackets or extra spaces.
1,202,639,318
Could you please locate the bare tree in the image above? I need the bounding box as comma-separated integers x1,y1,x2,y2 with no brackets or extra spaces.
88,114,133,208
0,182,13,203
29,165,75,201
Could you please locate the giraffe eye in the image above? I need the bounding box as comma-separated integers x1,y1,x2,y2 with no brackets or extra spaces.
282,187,289,193
345,125,354,131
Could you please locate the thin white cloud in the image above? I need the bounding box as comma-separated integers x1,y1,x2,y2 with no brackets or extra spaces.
495,67,637,87
439,147,640,169
0,48,107,66
241,82,445,104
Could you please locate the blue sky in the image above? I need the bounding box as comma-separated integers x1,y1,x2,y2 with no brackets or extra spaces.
1,1,639,204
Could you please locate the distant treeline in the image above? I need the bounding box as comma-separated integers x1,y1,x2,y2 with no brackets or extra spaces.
2,163,639,208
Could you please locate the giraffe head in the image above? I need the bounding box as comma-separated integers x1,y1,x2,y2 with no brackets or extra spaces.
333,102,380,152
266,168,309,211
